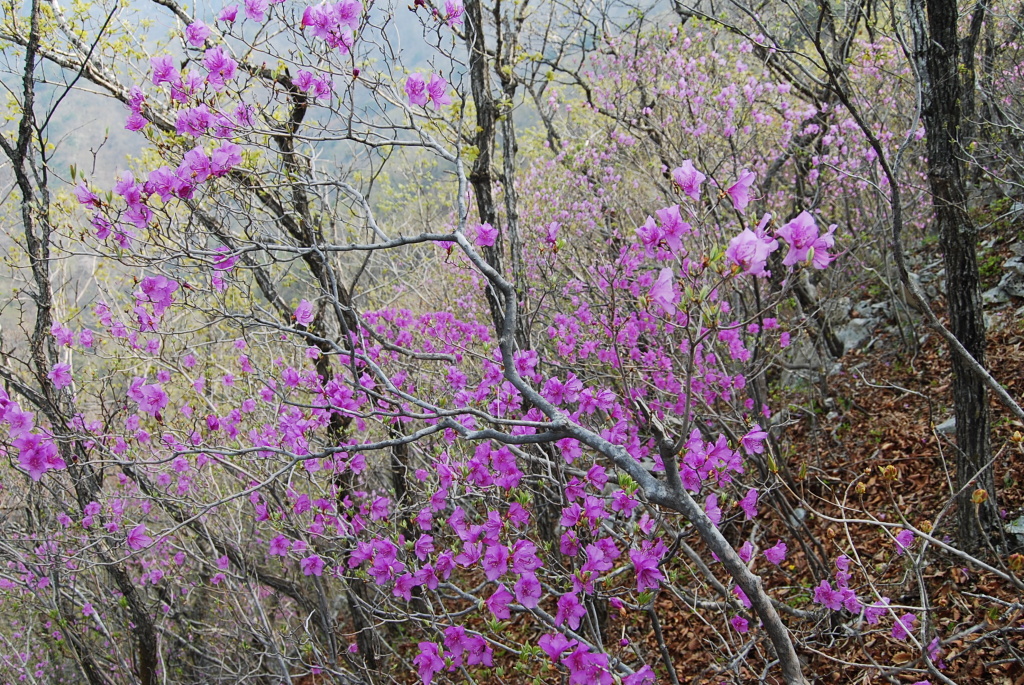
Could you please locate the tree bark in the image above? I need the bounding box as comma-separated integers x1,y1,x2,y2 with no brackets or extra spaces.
911,0,998,549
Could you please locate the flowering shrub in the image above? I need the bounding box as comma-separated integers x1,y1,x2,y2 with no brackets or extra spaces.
0,1,1016,684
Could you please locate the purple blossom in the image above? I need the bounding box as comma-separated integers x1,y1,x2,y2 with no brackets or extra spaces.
218,5,239,21
16,434,64,481
672,159,705,201
636,216,662,250
895,529,915,555
649,267,675,315
731,615,750,633
126,524,152,550
268,535,289,556
203,46,238,89
185,22,212,47
740,424,768,454
48,363,73,389
726,169,756,212
475,222,497,247
405,73,428,107
485,583,513,619
301,554,325,576
538,633,575,661
74,182,100,207
510,539,542,574
211,143,242,176
655,204,690,253
151,55,179,85
738,488,758,520
864,597,890,624
778,211,836,269
555,592,587,630
125,112,147,132
481,543,508,581
629,547,664,592
294,299,314,325
513,572,542,608
624,666,657,685
426,74,452,110
244,0,269,21
704,493,722,526
180,146,212,183
300,1,359,52
725,228,778,276
176,105,212,137
764,540,787,565
445,0,464,26
413,642,444,685
892,612,917,640
139,275,179,317
813,579,843,611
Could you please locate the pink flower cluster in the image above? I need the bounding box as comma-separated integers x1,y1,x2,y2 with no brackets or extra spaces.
300,0,361,53
405,73,452,111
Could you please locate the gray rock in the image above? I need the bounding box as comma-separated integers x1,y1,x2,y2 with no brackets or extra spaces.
837,318,874,353
1007,516,1024,545
936,416,956,435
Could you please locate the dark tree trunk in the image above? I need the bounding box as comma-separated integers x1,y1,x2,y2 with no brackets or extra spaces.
913,0,999,549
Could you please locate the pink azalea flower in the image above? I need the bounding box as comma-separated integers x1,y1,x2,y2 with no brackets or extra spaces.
485,583,513,619
672,159,706,201
895,529,915,555
731,615,750,633
649,268,675,315
740,424,768,454
705,493,722,526
738,488,758,520
126,523,153,551
125,112,147,132
16,433,63,480
74,182,100,207
445,0,464,26
892,612,917,640
218,5,239,22
629,548,664,592
725,228,778,276
426,73,452,110
726,169,756,212
268,535,290,556
405,73,428,107
300,554,325,576
514,572,542,608
481,543,508,581
185,22,212,47
294,299,314,325
203,46,238,89
150,55,179,85
864,597,890,624
555,592,587,629
48,363,73,389
813,579,843,611
655,204,690,253
538,633,575,661
764,540,787,565
211,143,242,175
636,215,662,250
624,666,656,685
413,642,444,685
244,0,268,21
475,222,497,247
778,211,836,268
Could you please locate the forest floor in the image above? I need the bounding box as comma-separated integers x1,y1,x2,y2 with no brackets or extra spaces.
655,307,1024,684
